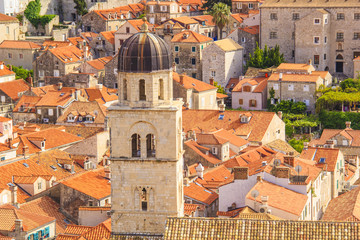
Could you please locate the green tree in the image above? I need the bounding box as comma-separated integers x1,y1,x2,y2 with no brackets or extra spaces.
74,0,88,16
24,0,55,28
214,81,226,94
208,2,230,39
288,139,308,153
246,43,285,70
203,0,231,11
8,65,33,80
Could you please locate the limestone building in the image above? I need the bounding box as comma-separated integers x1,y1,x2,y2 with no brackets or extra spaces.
108,21,184,236
260,0,360,78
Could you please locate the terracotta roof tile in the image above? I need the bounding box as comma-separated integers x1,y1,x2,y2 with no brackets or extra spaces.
21,196,73,234
196,133,228,145
35,91,74,107
41,40,72,51
0,40,41,49
84,86,117,103
277,63,313,71
232,77,267,92
246,180,308,216
231,13,248,22
127,19,153,31
196,165,232,189
184,140,221,165
60,168,110,200
13,95,42,113
268,73,321,82
0,13,18,22
0,79,29,100
100,31,115,45
49,45,87,64
173,72,216,92
300,147,340,172
65,225,93,235
184,203,204,216
171,30,212,43
191,15,215,26
57,101,107,124
184,182,218,205
86,56,113,71
213,39,243,52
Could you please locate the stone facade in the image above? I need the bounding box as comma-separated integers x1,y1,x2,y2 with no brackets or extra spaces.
0,41,40,70
81,11,126,33
146,2,182,25
232,0,261,14
104,53,118,88
58,73,98,88
260,0,360,78
227,27,259,61
88,32,115,58
0,17,20,43
202,39,243,87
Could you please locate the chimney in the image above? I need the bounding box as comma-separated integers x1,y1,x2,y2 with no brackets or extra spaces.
96,84,103,90
279,73,283,81
71,164,75,174
284,154,295,167
192,130,196,141
105,167,111,179
195,163,204,178
277,111,283,119
257,175,263,182
10,185,17,206
75,89,80,100
7,138,11,149
85,46,89,60
41,139,46,151
22,145,29,158
180,74,185,85
182,33,188,39
172,62,176,72
261,196,268,205
209,77,214,85
275,167,289,178
185,102,190,109
219,104,225,112
27,73,33,88
14,219,23,233
346,121,351,129
308,59,312,65
303,142,309,150
234,167,248,180
9,65,12,71
57,82,63,90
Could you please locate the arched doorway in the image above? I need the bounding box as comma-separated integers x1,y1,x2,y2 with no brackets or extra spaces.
336,54,344,73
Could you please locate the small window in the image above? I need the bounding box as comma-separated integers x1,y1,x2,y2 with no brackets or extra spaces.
270,13,278,20
48,109,53,116
38,182,42,190
212,147,218,155
355,13,360,20
303,85,309,92
314,55,320,65
324,54,326,60
241,37,246,43
237,2,242,9
314,18,320,24
273,83,279,90
19,54,23,59
354,32,360,40
324,36,327,43
314,36,320,44
191,46,196,52
175,57,179,64
238,99,243,105
249,99,257,107
337,13,345,20
211,71,216,77
141,188,148,211
126,27,130,33
343,140,348,146
248,3,254,9
270,32,277,39
175,46,179,52
288,84,294,91
292,13,299,20
243,86,251,92
337,32,344,40
191,58,196,65
324,18,328,24
8,53,12,59
192,73,196,78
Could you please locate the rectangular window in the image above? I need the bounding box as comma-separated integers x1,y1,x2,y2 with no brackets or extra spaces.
324,54,326,60
288,84,294,91
174,46,179,52
39,70,44,77
6,26,9,34
354,32,360,39
8,53,12,59
292,13,299,20
324,36,327,43
303,99,309,106
0,96,5,102
270,13,278,20
212,147,218,155
314,55,320,65
126,27,130,33
48,109,53,116
343,140,348,146
248,3,254,9
355,13,360,20
175,57,179,64
324,18,328,24
238,99,243,105
336,32,344,40
303,85,309,92
249,99,257,107
192,73,196,78
314,36,320,44
270,32,277,39
201,97,205,107
191,58,196,65
241,37,246,42
237,3,242,8
314,18,320,24
54,70,59,77
337,13,345,20
19,54,23,59
211,71,216,77
191,46,196,52
273,83,279,90
37,109,41,114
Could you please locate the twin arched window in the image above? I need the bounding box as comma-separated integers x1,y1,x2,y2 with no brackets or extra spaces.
139,80,146,101
131,133,156,158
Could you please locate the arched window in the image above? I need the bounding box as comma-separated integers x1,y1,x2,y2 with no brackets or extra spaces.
123,79,127,100
336,54,344,60
159,79,164,100
131,134,140,157
146,134,156,157
141,188,148,211
139,79,146,101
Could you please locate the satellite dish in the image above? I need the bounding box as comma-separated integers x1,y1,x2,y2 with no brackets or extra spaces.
274,159,281,167
251,190,259,199
295,165,302,174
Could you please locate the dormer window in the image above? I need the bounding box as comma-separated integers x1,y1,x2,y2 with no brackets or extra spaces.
243,86,251,92
38,182,42,190
241,117,248,123
68,115,75,122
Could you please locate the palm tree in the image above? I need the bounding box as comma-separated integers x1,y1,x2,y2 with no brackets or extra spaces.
209,2,230,40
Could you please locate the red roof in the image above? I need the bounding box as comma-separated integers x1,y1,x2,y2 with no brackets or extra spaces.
0,79,29,101
173,72,216,92
0,40,41,49
171,30,213,43
184,182,218,205
0,13,18,22
239,25,259,35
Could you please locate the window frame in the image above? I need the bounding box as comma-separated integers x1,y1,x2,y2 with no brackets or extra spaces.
337,13,345,20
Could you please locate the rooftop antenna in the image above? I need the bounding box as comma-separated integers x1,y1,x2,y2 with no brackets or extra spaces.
273,159,281,167
295,165,302,175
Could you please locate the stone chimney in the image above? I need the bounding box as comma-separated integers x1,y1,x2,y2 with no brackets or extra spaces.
346,121,351,129
180,74,185,85
261,196,268,205
27,73,33,88
75,89,81,101
209,77,214,85
57,82,63,90
219,104,225,112
234,167,248,180
277,111,283,119
284,152,295,167
22,145,29,159
303,142,309,150
195,163,204,178
105,167,111,179
10,185,17,206
14,219,23,233
279,73,283,81
275,167,289,178
308,59,312,65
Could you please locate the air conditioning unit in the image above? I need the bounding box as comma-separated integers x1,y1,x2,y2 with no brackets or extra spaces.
259,204,268,213
106,211,111,216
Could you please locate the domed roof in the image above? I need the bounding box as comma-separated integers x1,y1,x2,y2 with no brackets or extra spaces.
118,20,171,73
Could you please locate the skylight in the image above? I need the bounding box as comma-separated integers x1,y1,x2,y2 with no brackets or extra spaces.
23,163,29,168
319,158,326,163
218,114,224,120
50,165,57,171
60,93,65,96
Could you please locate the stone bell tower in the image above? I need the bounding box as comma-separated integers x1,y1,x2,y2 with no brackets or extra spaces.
108,19,184,236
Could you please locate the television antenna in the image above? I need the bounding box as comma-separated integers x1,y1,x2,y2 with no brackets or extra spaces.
273,159,281,167
295,165,302,175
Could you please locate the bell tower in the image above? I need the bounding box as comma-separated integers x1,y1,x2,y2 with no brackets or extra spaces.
108,19,184,236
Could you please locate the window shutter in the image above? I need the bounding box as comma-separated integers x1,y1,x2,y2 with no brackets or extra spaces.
254,100,257,107
45,227,49,237
34,232,39,240
249,99,252,106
